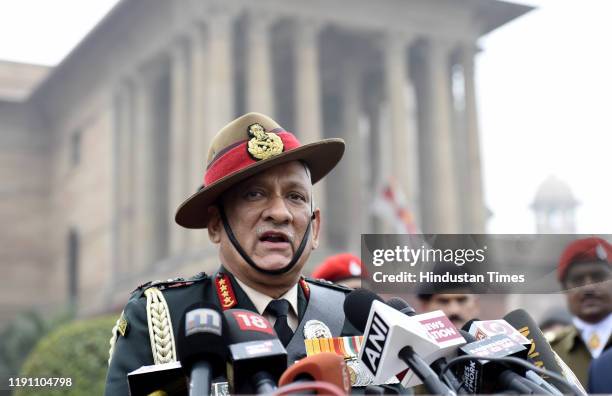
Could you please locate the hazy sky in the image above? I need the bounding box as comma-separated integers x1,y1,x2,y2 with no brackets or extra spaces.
0,0,609,234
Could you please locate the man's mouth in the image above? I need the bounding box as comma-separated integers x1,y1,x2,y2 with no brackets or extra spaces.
259,231,292,247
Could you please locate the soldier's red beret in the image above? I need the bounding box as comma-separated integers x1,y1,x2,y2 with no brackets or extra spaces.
558,237,612,281
311,253,364,282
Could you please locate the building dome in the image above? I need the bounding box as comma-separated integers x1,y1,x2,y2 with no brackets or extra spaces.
531,175,578,210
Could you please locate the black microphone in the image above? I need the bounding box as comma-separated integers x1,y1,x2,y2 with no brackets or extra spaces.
176,303,228,396
343,288,384,332
503,309,587,395
386,297,416,316
223,309,287,394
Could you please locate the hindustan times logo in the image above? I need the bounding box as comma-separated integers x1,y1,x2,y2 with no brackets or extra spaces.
372,245,487,267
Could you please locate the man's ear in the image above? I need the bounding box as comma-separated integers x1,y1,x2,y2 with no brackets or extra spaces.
207,206,222,244
310,208,321,250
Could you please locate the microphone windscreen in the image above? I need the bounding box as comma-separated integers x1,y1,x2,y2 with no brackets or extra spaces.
343,288,384,331
278,352,351,393
223,309,278,344
176,303,227,373
386,297,416,316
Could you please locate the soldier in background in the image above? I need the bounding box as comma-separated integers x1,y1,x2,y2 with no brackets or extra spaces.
311,253,364,289
549,237,612,387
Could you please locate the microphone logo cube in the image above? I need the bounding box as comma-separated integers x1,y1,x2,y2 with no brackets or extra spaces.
418,316,461,344
362,312,389,376
232,311,274,335
185,308,222,337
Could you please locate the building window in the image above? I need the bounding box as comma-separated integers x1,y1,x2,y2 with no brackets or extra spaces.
68,228,79,305
70,130,82,166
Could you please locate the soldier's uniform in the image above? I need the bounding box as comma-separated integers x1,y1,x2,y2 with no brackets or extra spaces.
549,237,612,388
548,325,612,387
105,269,356,395
106,112,354,395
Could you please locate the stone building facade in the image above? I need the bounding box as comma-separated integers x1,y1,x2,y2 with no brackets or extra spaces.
0,0,530,325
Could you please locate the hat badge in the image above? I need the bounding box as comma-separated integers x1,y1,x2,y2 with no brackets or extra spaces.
247,123,284,161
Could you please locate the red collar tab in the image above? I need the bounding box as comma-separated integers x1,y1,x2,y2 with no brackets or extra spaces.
215,273,238,310
299,277,310,301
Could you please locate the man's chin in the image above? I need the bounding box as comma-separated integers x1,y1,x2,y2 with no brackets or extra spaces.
254,257,293,272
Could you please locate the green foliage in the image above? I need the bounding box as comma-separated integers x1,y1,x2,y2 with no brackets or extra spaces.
15,315,117,396
0,308,74,382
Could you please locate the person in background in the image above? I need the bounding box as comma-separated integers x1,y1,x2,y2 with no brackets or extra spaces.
311,253,364,289
548,237,612,387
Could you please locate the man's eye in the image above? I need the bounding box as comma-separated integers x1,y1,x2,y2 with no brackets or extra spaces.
288,193,306,202
245,191,263,199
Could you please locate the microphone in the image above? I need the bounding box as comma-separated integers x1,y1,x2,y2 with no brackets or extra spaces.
456,333,537,394
503,309,587,395
127,361,187,396
344,289,462,395
223,309,287,394
386,296,468,394
278,352,351,394
386,297,416,316
176,303,228,396
467,318,563,395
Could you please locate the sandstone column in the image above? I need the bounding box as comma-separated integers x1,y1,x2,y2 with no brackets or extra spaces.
111,82,134,277
294,19,327,234
459,43,485,232
168,39,190,254
419,38,460,233
205,9,235,133
342,61,365,251
246,12,275,116
188,24,208,250
383,32,420,228
133,66,159,269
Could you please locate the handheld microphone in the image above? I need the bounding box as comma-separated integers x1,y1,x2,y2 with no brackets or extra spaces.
467,318,564,395
278,352,351,394
503,308,587,396
176,303,228,396
344,289,462,394
456,333,532,394
223,309,287,394
386,296,468,393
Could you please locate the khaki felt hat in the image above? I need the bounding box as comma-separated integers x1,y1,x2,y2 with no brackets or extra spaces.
175,112,345,229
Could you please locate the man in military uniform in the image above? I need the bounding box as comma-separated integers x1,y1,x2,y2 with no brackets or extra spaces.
105,112,355,395
548,237,612,387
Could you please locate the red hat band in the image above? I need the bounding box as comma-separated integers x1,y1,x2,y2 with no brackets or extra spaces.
204,130,301,187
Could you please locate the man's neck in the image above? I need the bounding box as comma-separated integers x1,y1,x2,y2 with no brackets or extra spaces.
231,272,296,299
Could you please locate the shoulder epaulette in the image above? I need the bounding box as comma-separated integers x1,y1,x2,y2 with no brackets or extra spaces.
546,325,573,344
131,272,208,294
304,277,353,293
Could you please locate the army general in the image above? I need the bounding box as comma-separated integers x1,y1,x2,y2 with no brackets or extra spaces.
104,112,356,395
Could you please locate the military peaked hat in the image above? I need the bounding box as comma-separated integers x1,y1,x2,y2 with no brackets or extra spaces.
175,112,345,228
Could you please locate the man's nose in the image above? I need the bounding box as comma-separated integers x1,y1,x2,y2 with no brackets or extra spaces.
263,195,293,224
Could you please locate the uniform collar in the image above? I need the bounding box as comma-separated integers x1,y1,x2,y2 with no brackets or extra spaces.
233,276,299,318
573,313,612,358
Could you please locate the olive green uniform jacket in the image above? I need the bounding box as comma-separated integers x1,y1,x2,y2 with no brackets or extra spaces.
104,268,355,396
549,325,612,388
